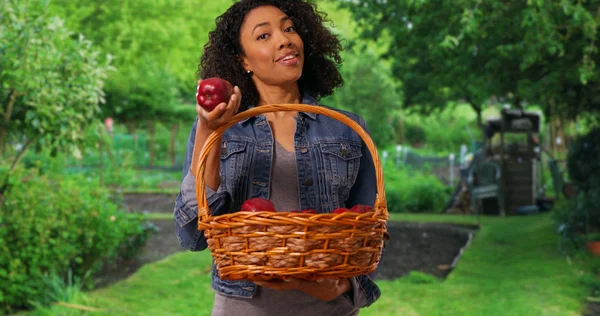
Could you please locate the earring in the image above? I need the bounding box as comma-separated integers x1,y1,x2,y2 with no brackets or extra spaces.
246,70,252,75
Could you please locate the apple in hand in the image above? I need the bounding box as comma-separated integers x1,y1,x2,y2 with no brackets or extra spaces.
196,77,233,112
241,198,276,213
350,204,373,214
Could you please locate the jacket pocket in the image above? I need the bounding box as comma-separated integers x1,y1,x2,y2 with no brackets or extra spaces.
220,140,252,207
319,142,363,208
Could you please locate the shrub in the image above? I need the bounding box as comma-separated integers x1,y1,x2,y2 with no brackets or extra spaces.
567,127,600,192
0,167,154,313
384,162,451,213
565,128,600,234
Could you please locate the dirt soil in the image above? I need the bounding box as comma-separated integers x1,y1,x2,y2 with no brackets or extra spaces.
94,194,477,288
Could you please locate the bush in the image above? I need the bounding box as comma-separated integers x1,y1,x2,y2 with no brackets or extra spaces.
384,162,451,213
567,127,600,192
565,128,600,234
0,167,154,313
403,122,427,145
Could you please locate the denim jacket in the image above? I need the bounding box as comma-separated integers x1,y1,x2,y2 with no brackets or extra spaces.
173,95,381,308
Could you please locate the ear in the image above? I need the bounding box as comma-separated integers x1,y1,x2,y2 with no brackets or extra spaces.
236,55,251,73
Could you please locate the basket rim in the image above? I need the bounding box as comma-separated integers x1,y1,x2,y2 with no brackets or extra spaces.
193,103,388,224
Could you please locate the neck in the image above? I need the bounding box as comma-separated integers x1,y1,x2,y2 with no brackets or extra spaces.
255,82,301,106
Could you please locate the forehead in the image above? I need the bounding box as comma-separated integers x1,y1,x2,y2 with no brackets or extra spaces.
241,5,289,31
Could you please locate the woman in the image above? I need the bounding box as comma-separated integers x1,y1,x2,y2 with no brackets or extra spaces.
174,1,381,315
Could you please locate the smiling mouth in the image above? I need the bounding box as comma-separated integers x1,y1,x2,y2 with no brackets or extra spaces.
276,53,300,62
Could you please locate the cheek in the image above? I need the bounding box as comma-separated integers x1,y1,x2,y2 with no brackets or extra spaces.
250,47,273,68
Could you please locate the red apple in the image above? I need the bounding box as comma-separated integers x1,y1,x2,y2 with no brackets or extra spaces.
350,204,373,214
332,207,350,214
196,77,233,112
241,198,276,213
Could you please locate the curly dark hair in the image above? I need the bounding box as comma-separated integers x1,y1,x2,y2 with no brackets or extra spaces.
199,0,344,110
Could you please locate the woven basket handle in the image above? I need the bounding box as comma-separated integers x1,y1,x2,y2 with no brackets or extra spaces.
194,104,387,222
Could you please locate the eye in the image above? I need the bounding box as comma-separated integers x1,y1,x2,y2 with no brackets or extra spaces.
257,33,270,40
285,26,296,33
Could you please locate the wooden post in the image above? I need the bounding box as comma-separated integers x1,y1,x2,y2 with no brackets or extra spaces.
149,120,155,167
170,124,178,167
500,119,506,216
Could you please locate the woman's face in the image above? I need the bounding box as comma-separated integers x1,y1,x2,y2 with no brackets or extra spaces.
238,5,305,87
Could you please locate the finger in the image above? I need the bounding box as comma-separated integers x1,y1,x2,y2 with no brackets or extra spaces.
223,93,237,115
232,86,242,114
205,103,228,121
221,94,239,121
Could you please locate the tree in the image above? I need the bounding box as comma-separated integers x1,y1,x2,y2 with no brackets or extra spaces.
47,0,233,164
47,0,233,121
317,0,402,147
0,0,111,192
323,50,401,147
342,0,600,123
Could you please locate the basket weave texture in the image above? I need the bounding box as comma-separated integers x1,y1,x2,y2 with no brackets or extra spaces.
194,104,389,281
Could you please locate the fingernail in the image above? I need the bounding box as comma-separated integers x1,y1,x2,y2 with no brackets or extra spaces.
284,279,291,282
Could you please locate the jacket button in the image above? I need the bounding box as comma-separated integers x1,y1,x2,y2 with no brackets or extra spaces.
303,178,313,186
300,148,308,153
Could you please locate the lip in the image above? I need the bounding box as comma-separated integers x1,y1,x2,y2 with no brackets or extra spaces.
275,51,300,62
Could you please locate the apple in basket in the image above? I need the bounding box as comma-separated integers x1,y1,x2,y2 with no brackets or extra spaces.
241,198,276,212
332,207,351,214
350,204,373,214
196,77,233,112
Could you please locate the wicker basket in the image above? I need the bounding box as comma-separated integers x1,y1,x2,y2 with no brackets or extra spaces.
194,104,389,281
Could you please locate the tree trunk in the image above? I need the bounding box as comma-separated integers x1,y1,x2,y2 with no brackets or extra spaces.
473,105,483,128
0,136,36,199
170,124,178,167
126,121,135,134
399,115,405,145
149,120,155,167
98,137,104,187
0,89,18,157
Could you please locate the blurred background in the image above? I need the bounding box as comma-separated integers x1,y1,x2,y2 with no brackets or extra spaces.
1,0,600,315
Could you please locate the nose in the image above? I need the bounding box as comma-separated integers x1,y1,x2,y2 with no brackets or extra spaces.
277,32,293,50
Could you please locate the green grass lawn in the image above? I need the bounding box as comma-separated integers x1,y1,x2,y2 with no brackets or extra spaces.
31,213,596,315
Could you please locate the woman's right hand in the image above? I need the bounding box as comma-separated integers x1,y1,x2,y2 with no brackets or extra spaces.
196,79,242,132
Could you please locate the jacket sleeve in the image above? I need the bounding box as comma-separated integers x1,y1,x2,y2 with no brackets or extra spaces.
345,115,383,308
173,118,233,251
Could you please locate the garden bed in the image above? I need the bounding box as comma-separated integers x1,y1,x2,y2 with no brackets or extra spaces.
94,194,478,287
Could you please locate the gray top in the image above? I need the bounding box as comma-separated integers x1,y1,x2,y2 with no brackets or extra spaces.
211,141,359,316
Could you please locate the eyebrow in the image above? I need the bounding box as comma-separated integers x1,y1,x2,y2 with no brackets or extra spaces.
252,16,292,34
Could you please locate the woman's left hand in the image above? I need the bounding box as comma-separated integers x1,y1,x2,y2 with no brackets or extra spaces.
255,278,351,301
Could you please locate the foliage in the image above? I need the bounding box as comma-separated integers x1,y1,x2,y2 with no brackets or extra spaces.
323,49,401,147
567,128,600,234
47,0,230,126
0,0,111,166
567,128,600,192
342,0,600,122
552,198,586,251
0,167,154,313
316,0,401,148
384,162,451,213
